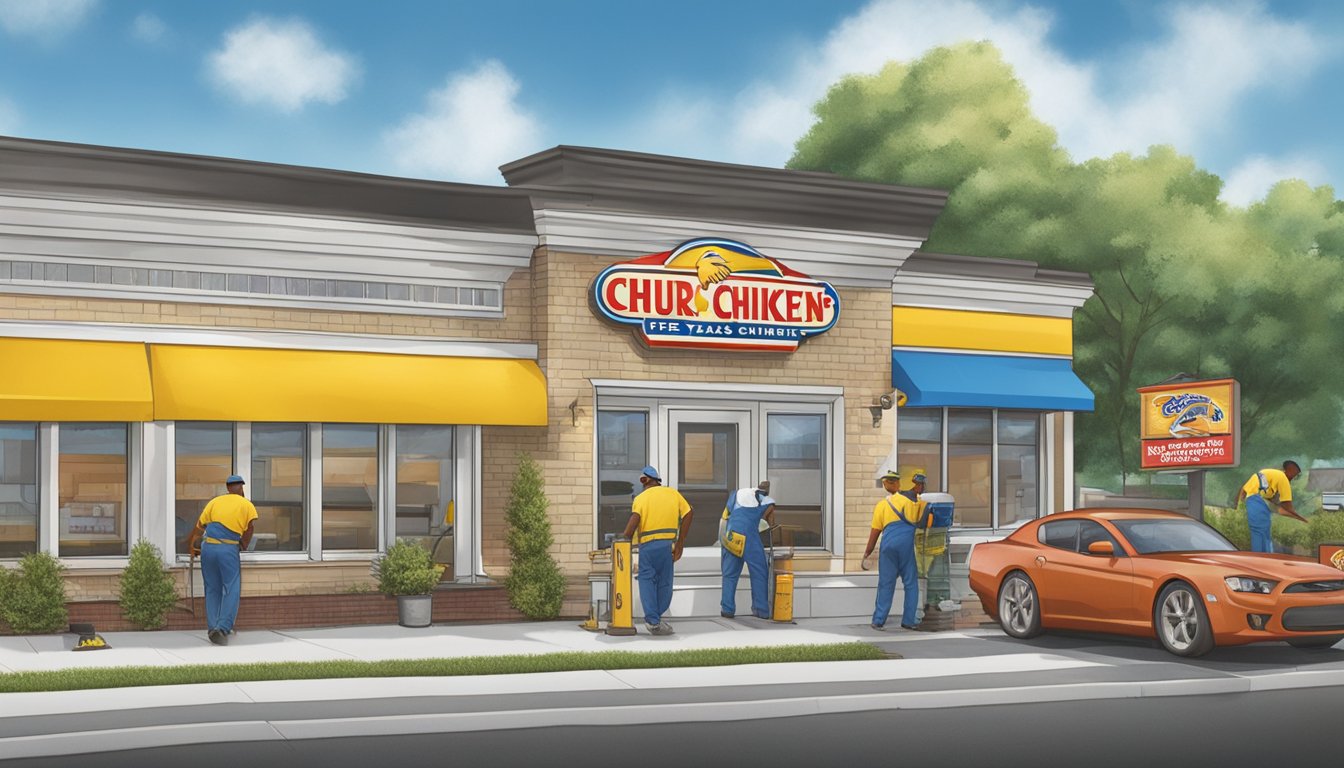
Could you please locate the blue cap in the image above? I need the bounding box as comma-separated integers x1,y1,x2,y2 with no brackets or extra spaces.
640,465,661,481
226,475,245,485
912,472,927,483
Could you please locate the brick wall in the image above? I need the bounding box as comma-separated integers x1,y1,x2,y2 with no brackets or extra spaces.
480,247,897,581
58,584,528,633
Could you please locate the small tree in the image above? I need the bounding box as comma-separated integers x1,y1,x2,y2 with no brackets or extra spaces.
503,454,566,619
0,552,68,634
372,539,445,596
119,539,178,629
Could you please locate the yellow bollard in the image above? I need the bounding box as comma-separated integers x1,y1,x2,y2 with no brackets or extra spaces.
771,572,794,622
606,537,637,636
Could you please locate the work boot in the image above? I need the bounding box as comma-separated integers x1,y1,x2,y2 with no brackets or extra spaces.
720,611,735,619
207,629,227,646
649,621,674,636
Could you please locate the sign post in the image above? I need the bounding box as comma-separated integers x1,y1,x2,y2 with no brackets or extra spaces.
1137,377,1240,521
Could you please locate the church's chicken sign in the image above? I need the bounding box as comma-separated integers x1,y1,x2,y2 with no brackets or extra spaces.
591,238,840,352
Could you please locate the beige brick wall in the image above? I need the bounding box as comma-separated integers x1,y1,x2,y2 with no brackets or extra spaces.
481,248,896,580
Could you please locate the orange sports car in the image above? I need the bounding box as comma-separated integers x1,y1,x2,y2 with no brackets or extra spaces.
968,508,1344,657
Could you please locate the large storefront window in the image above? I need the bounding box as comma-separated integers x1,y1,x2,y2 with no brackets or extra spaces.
0,423,38,558
898,407,1046,528
395,425,455,576
58,423,129,557
596,411,647,548
174,422,234,555
766,413,825,548
947,410,993,528
998,412,1040,528
251,423,306,552
322,424,379,551
896,409,942,492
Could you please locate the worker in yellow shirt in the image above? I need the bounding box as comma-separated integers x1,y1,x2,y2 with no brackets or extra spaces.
622,465,692,635
1235,460,1305,553
863,469,925,631
187,474,257,645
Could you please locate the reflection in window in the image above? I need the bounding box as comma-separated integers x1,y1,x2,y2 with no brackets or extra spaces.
323,425,378,552
766,413,825,548
174,423,235,556
947,410,992,528
597,411,646,548
396,425,455,578
998,412,1040,527
251,424,306,552
897,409,942,493
0,423,38,558
58,423,129,557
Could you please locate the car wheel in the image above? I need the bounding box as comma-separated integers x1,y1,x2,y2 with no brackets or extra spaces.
1154,582,1214,657
1287,635,1344,650
997,571,1043,639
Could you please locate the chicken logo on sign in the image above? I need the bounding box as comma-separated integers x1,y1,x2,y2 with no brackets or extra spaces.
591,238,840,352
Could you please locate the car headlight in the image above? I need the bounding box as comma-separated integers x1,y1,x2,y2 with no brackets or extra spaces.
1224,576,1278,594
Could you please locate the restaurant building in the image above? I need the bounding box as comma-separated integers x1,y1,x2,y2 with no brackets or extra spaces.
0,136,1093,624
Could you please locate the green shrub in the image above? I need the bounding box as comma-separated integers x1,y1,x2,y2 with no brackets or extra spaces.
0,552,68,634
503,454,566,619
1205,506,1249,550
118,540,178,629
372,539,444,596
1305,511,1344,553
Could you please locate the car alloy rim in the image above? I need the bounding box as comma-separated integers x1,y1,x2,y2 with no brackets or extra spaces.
1002,577,1034,633
1160,589,1199,650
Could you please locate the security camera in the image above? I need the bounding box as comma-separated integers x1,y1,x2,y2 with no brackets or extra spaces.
877,393,894,410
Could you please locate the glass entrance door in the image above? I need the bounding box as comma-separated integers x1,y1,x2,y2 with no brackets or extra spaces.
666,411,751,548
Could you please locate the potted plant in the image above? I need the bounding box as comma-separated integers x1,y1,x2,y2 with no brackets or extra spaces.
372,539,445,628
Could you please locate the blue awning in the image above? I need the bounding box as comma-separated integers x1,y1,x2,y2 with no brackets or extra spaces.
892,350,1094,412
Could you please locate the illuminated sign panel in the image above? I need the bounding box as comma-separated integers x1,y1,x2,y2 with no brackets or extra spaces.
1137,378,1240,469
591,238,840,352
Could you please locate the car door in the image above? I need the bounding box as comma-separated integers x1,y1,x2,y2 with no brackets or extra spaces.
1031,519,1078,625
1034,520,1134,631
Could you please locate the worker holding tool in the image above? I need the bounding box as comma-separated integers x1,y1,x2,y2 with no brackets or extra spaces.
186,474,257,646
863,469,924,631
719,480,776,620
1235,460,1306,553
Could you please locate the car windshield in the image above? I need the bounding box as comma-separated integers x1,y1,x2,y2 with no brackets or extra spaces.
1111,518,1237,554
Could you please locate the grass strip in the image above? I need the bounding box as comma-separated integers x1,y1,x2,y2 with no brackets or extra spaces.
0,642,884,694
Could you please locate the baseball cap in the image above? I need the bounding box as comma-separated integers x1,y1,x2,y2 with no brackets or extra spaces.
226,475,245,485
880,469,900,481
640,465,662,481
912,472,928,484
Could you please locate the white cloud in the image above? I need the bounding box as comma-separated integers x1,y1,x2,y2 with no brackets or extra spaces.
0,0,95,38
631,0,1328,170
383,60,541,184
206,17,359,112
131,11,166,43
1221,154,1330,206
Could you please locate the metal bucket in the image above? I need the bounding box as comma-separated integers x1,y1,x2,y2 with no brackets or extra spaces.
397,594,433,628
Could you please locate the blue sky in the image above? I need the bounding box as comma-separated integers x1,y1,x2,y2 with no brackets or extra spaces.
0,0,1340,205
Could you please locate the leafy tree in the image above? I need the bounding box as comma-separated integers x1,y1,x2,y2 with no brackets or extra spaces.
503,454,566,619
790,41,1344,493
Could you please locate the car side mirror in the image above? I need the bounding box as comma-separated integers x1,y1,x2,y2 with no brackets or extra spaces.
1086,540,1115,556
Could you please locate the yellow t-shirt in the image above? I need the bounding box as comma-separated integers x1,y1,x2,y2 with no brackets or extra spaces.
1242,469,1292,503
632,485,691,543
198,494,259,539
870,493,922,531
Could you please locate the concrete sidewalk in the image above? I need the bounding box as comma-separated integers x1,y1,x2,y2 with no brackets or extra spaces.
0,615,905,674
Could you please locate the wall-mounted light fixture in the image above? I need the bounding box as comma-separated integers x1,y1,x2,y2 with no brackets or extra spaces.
869,392,896,427
568,397,581,426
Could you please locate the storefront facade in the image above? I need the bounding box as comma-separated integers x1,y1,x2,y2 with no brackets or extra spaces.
0,137,1092,621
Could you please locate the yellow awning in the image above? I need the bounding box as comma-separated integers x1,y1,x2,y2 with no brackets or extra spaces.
0,337,154,421
150,344,547,426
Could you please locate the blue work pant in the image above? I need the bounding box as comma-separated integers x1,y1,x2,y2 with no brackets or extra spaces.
637,539,674,626
873,523,920,627
201,541,242,633
1246,495,1274,553
721,532,769,618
